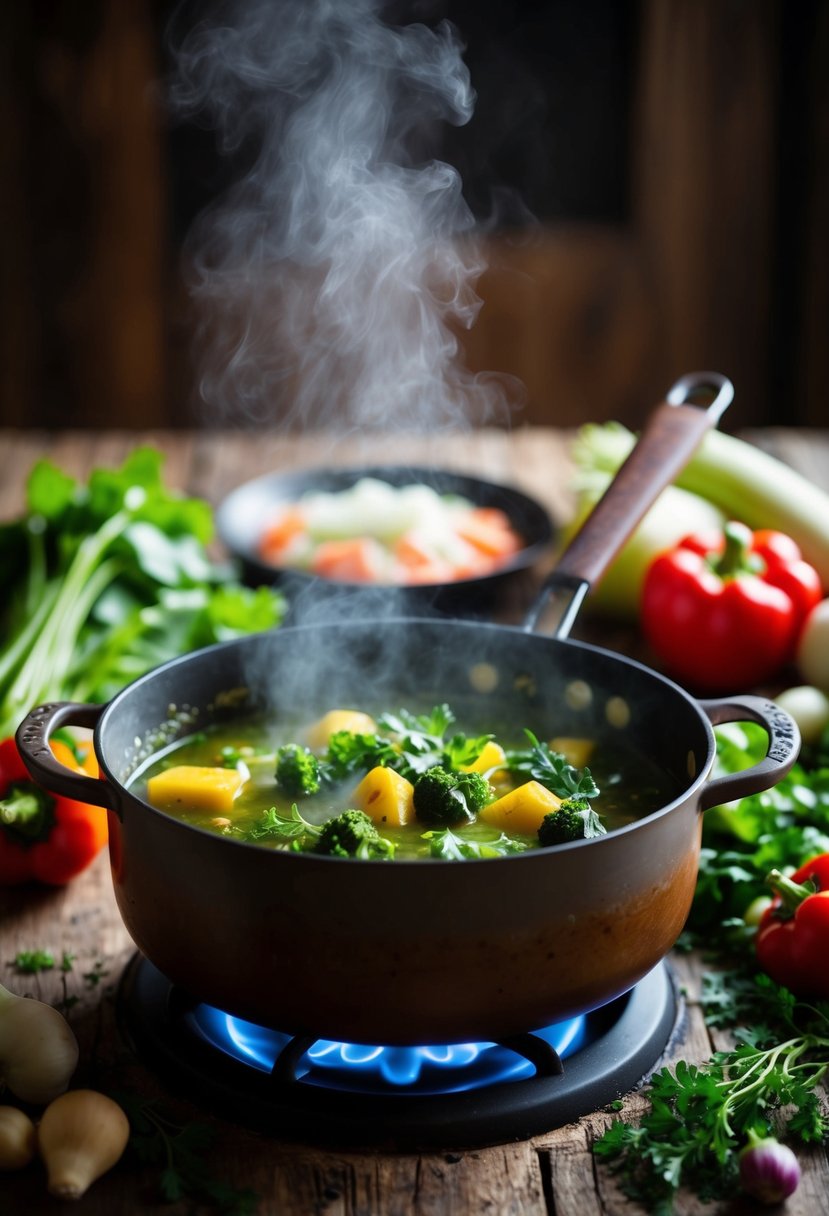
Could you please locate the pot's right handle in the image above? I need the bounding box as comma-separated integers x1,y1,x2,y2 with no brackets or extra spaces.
698,695,800,812
15,701,118,812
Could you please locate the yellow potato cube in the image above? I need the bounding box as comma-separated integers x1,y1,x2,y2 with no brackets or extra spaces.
305,709,377,750
351,766,415,827
146,765,246,814
478,780,562,835
460,740,507,776
550,736,594,768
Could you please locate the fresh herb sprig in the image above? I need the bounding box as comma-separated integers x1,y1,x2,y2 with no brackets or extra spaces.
595,971,829,1211
505,730,599,800
422,828,527,860
113,1092,257,1215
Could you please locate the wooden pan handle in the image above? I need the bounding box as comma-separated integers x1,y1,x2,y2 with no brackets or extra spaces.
525,371,734,637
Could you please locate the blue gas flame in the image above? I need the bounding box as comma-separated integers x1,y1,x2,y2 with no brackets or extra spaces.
189,1006,588,1095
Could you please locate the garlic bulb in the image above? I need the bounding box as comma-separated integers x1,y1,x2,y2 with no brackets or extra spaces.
0,1105,37,1170
0,981,78,1105
38,1089,130,1200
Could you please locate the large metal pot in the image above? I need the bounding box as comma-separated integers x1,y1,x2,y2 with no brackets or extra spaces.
17,374,800,1044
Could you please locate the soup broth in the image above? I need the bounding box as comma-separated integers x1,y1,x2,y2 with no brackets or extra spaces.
132,704,678,860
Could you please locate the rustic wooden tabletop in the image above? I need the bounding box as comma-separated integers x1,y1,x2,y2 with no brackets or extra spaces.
1,425,827,1215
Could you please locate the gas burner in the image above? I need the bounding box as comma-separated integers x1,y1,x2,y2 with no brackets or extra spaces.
117,955,682,1150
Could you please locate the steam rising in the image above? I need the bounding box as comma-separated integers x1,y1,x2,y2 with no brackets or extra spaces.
169,0,514,430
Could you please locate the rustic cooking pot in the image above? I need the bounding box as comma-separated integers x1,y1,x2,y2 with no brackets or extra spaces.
17,374,801,1045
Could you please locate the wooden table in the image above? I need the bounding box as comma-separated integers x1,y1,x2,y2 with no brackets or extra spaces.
1,426,828,1215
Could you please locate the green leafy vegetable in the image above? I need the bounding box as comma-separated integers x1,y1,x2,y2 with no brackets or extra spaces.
422,829,527,860
505,731,599,800
114,1091,258,1215
0,450,286,733
11,949,56,973
595,972,829,1210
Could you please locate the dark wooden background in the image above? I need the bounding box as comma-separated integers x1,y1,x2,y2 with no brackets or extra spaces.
2,0,827,433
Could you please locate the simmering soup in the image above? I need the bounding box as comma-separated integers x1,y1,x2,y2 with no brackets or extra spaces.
133,702,676,860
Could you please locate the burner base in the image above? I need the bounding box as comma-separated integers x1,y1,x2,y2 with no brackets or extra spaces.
117,955,682,1151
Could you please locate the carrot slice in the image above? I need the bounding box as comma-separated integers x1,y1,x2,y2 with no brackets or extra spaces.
311,538,382,582
455,508,522,558
259,507,307,560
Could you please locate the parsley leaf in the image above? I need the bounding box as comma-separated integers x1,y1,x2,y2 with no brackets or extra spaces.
422,829,528,860
505,731,600,799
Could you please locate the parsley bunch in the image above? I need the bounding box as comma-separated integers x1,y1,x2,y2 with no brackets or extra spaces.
595,971,829,1211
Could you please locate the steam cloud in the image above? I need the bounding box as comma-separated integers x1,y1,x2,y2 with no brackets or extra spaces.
168,0,515,430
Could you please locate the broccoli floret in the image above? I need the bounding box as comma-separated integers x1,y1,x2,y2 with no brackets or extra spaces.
275,744,321,797
537,797,606,847
313,809,395,859
413,765,492,826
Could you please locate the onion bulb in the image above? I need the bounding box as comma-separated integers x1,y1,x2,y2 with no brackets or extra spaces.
0,981,78,1105
38,1089,130,1200
739,1133,801,1204
0,1105,36,1170
797,599,829,693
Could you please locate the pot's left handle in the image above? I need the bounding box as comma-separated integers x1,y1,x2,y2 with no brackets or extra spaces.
15,701,119,812
698,695,800,812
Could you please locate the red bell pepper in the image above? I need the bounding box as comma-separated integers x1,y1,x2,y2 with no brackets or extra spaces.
641,521,822,691
755,853,829,999
0,736,108,885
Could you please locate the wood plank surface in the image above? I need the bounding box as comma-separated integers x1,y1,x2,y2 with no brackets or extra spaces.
1,426,827,1215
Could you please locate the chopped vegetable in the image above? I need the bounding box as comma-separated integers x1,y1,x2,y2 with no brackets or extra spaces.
505,731,599,800
537,796,607,846
145,765,247,814
274,744,321,797
0,450,286,737
755,854,829,998
478,780,562,835
305,709,377,750
256,477,524,585
313,809,395,860
641,522,822,691
351,766,415,827
412,766,492,826
572,421,829,587
0,737,107,886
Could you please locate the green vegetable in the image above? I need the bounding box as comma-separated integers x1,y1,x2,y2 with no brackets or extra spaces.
594,971,829,1210
313,808,395,859
537,796,606,846
572,421,829,588
422,829,528,860
11,950,56,974
243,805,395,860
412,766,492,826
274,744,321,797
506,732,599,800
0,450,286,735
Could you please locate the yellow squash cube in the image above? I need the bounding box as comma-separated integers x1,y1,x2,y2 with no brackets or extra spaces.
305,709,377,750
146,765,246,814
550,736,594,768
351,766,415,827
477,780,562,835
460,740,507,776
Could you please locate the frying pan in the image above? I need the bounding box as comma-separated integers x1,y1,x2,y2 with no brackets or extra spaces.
17,373,801,1045
215,464,555,615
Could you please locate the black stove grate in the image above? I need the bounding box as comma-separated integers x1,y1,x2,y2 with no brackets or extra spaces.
117,954,682,1151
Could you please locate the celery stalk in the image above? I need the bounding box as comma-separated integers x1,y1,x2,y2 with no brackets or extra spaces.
573,423,829,587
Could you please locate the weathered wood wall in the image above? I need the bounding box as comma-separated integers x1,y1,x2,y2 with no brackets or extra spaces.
1,1,826,432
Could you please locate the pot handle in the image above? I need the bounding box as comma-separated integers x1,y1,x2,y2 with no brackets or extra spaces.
15,701,118,813
524,370,734,638
697,695,800,812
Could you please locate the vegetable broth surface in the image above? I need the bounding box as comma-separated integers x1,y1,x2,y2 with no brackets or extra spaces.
132,706,678,859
